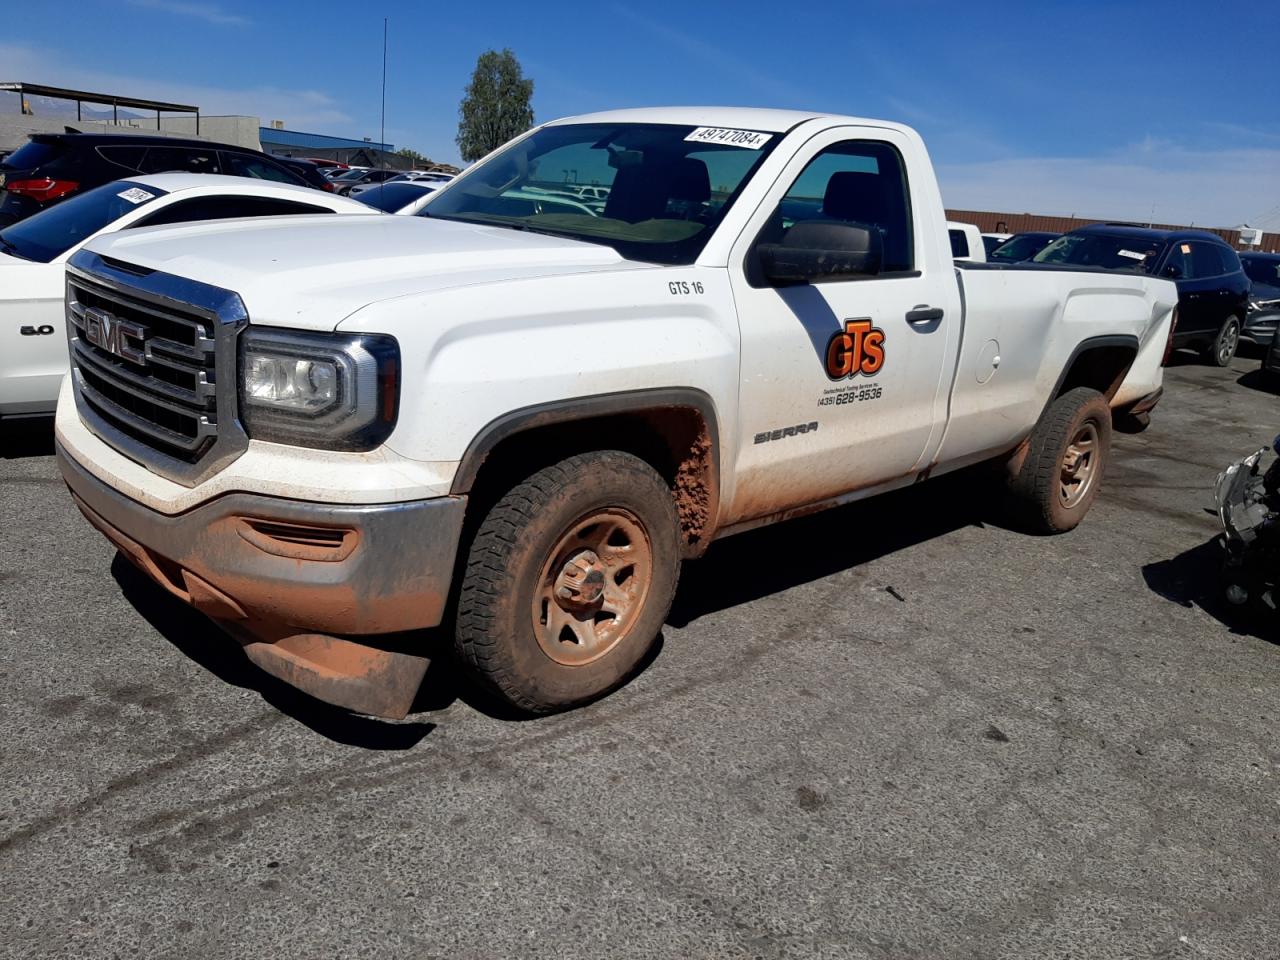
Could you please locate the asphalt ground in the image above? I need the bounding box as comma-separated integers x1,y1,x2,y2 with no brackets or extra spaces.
2,349,1279,960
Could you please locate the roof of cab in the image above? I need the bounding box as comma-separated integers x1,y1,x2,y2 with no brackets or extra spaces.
544,106,910,135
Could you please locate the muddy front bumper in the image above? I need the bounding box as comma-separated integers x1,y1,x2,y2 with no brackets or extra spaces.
57,442,467,718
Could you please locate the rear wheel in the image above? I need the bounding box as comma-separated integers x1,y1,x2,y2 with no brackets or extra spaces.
1206,315,1241,367
1007,387,1112,534
455,451,681,714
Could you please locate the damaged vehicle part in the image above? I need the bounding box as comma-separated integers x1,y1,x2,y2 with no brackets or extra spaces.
1215,436,1280,620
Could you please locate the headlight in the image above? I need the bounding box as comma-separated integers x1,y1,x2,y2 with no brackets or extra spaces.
239,328,399,450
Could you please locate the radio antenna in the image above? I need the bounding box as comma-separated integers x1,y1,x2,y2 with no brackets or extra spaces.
377,17,388,204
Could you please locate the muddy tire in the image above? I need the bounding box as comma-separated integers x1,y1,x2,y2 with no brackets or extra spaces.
1205,315,1241,367
1007,387,1112,534
455,451,681,714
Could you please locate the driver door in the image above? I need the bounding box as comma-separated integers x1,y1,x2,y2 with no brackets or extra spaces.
724,128,959,525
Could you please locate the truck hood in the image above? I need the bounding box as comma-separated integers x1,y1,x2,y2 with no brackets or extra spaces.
81,214,646,330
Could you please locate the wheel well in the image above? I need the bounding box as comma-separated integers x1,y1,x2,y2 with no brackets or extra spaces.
462,407,717,557
1056,343,1137,402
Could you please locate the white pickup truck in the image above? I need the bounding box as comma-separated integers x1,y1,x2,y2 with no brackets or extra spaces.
55,107,1176,718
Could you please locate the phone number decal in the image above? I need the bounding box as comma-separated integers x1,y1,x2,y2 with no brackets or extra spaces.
818,384,883,406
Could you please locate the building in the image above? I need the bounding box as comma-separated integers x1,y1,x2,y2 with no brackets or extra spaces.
259,124,403,169
946,208,1280,254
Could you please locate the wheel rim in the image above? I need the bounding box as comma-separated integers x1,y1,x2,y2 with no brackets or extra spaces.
532,508,653,666
1060,421,1100,508
1219,321,1239,364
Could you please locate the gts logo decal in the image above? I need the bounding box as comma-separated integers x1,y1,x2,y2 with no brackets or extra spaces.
825,319,885,380
754,421,818,445
20,325,55,336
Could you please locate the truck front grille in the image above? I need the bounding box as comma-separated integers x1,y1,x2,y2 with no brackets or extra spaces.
67,276,218,461
65,250,250,487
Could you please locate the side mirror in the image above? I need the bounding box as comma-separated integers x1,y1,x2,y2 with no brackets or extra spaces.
757,221,883,284
1163,264,1182,279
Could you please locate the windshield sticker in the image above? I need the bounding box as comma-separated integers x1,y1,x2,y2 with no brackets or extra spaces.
1180,243,1192,254
684,127,772,149
117,187,156,205
1117,249,1148,261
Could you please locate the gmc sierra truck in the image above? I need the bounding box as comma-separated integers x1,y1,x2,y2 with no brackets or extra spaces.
54,107,1177,718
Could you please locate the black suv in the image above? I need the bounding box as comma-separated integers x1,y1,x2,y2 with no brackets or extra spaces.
1241,252,1280,348
1033,224,1250,366
0,133,316,225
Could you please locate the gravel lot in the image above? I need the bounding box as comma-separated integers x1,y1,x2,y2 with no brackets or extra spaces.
2,351,1279,960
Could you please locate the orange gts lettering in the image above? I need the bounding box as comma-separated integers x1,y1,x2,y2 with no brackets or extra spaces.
825,319,886,380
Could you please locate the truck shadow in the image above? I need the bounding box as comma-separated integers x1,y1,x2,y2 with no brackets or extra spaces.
0,416,55,459
113,553,664,736
669,469,998,627
1141,537,1277,643
111,555,452,747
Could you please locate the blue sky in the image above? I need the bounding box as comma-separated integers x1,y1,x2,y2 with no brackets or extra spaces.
3,0,1278,227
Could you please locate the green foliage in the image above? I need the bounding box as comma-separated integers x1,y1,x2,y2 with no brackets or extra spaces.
395,147,428,163
456,49,534,163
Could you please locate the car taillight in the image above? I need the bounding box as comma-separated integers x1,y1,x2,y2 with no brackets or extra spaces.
1161,308,1179,366
6,178,80,202
321,182,335,192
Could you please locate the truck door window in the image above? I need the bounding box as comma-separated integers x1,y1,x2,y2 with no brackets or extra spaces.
768,140,914,273
949,229,969,258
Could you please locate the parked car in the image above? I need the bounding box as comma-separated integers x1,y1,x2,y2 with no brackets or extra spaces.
0,174,372,420
57,107,1176,718
277,157,337,192
1241,252,1280,347
332,168,399,196
981,232,1010,256
0,133,315,225
391,170,454,184
989,231,1059,262
351,179,442,213
301,157,350,173
1033,225,1249,366
948,221,986,262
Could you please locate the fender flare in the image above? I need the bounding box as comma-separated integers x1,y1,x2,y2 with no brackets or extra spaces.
449,386,722,498
1039,334,1140,420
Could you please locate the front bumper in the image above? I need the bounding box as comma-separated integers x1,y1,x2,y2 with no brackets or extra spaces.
58,442,468,717
1244,310,1280,346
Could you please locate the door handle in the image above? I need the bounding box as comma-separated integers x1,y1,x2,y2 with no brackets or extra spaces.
906,306,944,324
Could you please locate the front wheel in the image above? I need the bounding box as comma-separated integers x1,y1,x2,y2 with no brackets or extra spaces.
455,451,681,714
1207,315,1241,367
1007,387,1112,534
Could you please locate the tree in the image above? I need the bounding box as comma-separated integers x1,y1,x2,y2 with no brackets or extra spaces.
456,49,534,163
395,148,428,164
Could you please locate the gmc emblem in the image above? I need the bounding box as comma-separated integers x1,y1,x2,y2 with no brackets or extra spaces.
83,307,147,365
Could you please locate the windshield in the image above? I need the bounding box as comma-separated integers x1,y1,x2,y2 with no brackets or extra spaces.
991,233,1057,262
334,169,369,180
1242,256,1280,288
420,122,778,265
1032,233,1161,273
356,182,434,212
0,180,165,263
1,139,65,170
